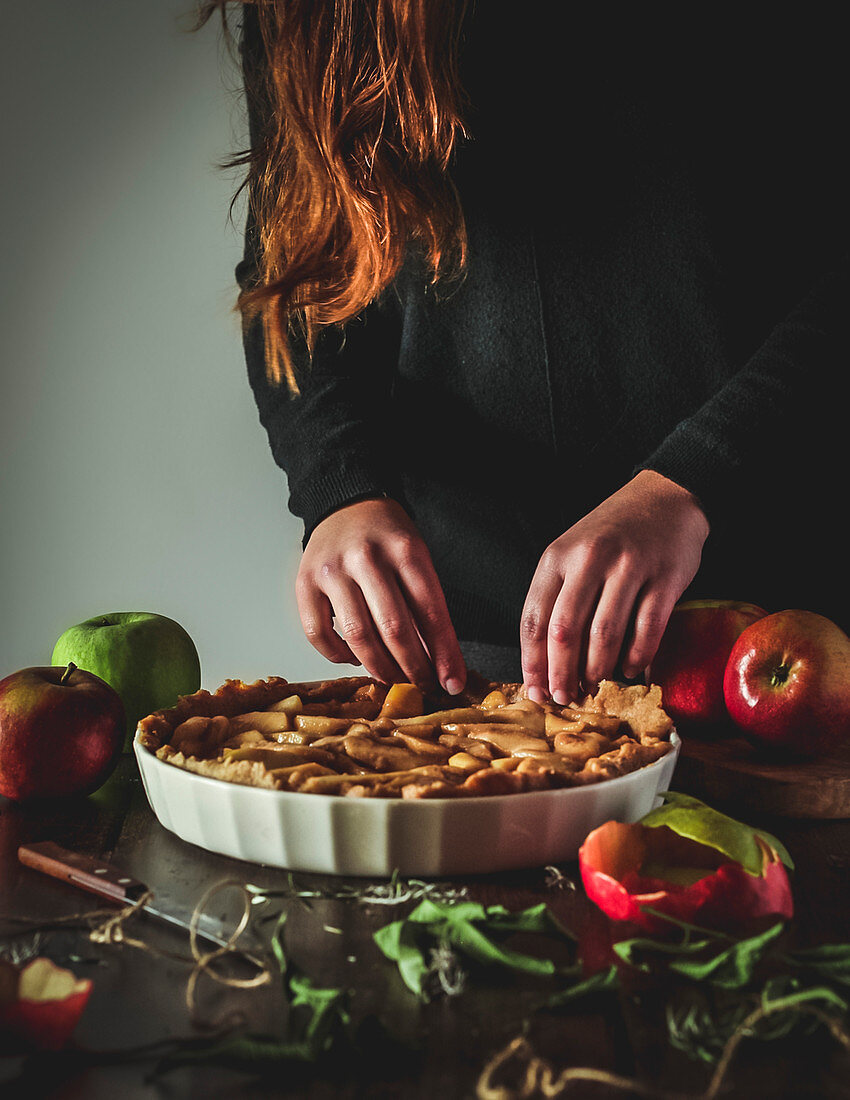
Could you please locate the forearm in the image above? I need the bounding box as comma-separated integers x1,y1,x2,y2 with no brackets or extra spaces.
636,255,849,525
240,271,404,541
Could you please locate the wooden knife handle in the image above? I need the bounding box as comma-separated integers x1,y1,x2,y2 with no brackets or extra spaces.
18,841,149,904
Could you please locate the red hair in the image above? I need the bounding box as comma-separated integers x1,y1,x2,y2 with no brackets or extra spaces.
196,0,469,389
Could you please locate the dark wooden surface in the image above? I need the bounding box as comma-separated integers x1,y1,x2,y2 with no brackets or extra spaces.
2,754,850,1099
677,732,850,819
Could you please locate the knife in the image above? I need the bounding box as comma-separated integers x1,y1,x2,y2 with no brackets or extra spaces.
17,841,266,968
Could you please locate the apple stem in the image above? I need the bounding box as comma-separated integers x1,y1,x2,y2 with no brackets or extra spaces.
770,665,791,689
60,662,77,684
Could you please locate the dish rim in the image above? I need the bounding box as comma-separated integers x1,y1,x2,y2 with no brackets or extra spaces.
134,726,681,809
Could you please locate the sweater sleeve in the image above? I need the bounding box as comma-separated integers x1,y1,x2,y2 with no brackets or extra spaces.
636,252,849,525
236,11,404,545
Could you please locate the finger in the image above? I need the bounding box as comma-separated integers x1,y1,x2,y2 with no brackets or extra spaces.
396,559,466,695
520,559,565,704
621,583,680,680
321,573,407,684
583,566,644,688
357,569,439,691
296,582,359,665
545,578,602,705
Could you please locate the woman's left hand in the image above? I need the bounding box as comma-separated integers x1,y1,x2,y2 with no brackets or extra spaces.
520,470,710,703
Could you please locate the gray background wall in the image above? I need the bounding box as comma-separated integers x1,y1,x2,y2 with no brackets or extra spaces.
0,1,332,689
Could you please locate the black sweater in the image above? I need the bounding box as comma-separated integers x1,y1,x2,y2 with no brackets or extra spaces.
237,9,850,640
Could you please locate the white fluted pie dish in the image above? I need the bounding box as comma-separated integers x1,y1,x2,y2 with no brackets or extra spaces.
134,730,679,877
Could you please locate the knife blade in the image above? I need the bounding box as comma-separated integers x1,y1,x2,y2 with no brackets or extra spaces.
17,841,265,967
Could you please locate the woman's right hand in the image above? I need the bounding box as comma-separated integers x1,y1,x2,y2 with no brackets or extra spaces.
295,498,467,695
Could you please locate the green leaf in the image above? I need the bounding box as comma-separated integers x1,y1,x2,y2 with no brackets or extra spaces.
155,1031,320,1071
405,898,486,925
641,791,792,874
261,908,350,1059
373,920,431,998
545,965,620,1009
664,974,849,1067
374,900,570,1000
270,911,288,975
614,935,715,969
289,973,347,1016
665,921,785,989
614,921,786,990
444,918,557,976
786,942,850,986
761,982,849,1015
636,907,735,942
288,973,350,1052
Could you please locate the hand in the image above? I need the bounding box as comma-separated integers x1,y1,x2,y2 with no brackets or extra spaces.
520,470,710,703
296,497,467,694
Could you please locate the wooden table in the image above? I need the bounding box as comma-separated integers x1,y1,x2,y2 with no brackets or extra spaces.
2,754,850,1099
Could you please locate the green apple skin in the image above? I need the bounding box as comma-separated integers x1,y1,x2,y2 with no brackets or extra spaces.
0,666,125,801
51,613,201,749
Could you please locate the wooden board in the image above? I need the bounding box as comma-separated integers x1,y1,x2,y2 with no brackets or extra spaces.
673,731,850,819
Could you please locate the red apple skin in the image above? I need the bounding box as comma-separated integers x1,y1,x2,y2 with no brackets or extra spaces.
647,600,768,730
0,666,125,802
723,610,850,757
0,958,93,1051
579,820,793,935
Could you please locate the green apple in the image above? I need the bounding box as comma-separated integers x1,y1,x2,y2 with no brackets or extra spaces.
51,612,201,750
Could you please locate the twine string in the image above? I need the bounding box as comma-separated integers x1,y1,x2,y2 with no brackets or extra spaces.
82,878,272,1025
182,879,272,1023
476,1001,850,1100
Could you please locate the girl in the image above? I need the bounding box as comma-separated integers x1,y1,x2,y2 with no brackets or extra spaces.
198,2,848,698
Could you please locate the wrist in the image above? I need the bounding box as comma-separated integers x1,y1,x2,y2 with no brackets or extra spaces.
633,469,710,535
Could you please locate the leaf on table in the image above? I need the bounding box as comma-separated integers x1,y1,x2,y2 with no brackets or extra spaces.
159,909,349,1073
374,900,570,1001
155,1030,324,1072
544,964,620,1010
666,974,850,1066
786,942,850,986
614,920,786,990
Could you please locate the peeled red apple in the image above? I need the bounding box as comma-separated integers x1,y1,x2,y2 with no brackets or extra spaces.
723,609,850,757
578,792,793,935
647,599,768,730
0,957,92,1050
0,664,125,801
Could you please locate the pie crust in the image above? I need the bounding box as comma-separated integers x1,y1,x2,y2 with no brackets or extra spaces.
137,671,674,800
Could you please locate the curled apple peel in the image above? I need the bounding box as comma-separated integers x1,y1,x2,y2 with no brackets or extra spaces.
578,793,794,935
0,957,92,1051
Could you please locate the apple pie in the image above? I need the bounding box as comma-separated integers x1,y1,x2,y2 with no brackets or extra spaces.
136,672,674,800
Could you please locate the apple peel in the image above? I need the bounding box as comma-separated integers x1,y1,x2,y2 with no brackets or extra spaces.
0,957,92,1051
579,793,793,935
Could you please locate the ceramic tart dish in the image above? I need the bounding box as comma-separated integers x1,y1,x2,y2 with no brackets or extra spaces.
134,673,681,876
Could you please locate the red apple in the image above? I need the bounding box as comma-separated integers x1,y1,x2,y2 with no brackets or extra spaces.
647,599,768,730
578,792,794,935
0,664,125,801
579,820,793,936
0,957,93,1051
723,610,850,757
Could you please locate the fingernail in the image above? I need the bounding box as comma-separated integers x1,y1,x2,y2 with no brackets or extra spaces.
445,677,465,696
527,686,547,704
553,690,570,706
